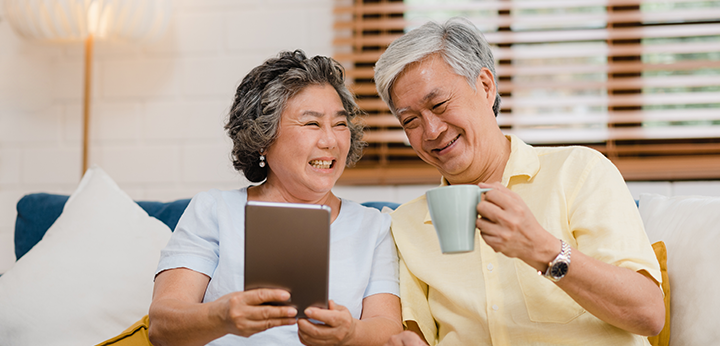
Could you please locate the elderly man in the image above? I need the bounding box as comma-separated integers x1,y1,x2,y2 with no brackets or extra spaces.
375,18,664,346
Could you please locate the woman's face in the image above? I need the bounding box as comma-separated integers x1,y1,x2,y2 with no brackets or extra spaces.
264,84,351,201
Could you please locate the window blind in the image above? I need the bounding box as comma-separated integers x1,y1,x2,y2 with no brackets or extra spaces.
334,0,720,184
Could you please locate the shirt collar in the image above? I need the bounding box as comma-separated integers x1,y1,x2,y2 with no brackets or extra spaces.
501,134,540,186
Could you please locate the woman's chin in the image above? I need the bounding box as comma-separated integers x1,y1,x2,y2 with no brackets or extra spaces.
307,175,343,194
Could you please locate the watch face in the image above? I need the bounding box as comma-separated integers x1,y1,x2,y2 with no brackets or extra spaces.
550,262,569,278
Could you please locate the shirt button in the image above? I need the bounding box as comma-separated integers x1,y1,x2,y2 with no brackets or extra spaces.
492,304,499,311
487,263,494,272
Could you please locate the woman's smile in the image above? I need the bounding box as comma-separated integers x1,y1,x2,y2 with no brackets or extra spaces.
309,159,335,170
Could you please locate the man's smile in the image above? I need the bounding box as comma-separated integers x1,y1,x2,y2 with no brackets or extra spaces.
432,134,460,154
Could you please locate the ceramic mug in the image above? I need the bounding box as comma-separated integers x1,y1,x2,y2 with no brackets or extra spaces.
426,185,492,253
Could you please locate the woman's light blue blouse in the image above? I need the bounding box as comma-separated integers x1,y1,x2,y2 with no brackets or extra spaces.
156,187,399,345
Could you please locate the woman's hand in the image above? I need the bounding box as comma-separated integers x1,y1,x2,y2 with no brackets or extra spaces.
297,300,356,345
213,288,299,337
151,268,296,346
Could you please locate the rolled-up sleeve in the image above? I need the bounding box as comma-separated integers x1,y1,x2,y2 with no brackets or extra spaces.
364,213,400,298
156,191,221,278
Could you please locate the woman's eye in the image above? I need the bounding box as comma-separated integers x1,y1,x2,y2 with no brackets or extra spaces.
305,121,320,127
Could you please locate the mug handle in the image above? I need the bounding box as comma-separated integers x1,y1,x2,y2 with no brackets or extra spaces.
477,187,492,199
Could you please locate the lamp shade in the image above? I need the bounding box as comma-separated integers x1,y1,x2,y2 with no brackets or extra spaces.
3,0,171,177
4,0,170,42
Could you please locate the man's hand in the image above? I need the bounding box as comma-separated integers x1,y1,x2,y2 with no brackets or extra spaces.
476,182,559,271
384,331,428,346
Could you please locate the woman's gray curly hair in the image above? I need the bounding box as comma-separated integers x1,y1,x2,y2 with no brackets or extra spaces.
225,50,365,183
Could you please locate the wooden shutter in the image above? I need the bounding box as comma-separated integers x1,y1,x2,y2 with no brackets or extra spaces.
334,0,720,184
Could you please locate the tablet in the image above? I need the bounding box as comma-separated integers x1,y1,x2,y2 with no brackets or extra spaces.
244,200,331,318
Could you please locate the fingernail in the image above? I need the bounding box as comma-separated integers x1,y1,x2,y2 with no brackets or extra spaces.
288,307,297,317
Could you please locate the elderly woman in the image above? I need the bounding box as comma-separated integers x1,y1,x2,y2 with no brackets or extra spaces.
148,50,401,346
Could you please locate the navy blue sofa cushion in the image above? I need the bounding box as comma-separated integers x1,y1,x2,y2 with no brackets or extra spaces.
14,193,191,261
14,194,401,262
361,201,401,211
14,194,70,262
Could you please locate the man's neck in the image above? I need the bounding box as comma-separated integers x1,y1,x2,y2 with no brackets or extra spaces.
446,134,512,186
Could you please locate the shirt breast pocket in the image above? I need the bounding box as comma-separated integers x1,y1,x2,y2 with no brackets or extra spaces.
514,261,585,323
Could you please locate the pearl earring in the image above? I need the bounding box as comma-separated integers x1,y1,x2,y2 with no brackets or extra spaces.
259,150,266,168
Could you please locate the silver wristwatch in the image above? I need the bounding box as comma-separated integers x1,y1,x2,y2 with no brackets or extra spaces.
539,239,571,282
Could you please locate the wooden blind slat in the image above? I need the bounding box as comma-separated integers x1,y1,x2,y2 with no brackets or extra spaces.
336,9,720,31
337,41,720,61
495,42,720,59
499,75,720,92
506,126,720,144
335,0,709,15
363,130,408,144
337,23,720,46
502,91,720,108
496,60,720,76
498,109,720,127
358,92,720,111
345,60,720,79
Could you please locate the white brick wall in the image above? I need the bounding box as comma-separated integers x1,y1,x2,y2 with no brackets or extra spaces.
0,0,340,273
2,0,719,275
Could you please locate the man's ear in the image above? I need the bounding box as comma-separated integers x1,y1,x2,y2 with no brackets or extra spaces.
475,67,497,104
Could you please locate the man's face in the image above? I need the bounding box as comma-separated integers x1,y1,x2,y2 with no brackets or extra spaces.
390,54,500,184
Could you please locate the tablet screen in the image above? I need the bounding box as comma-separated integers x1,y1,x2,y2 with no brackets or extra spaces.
244,200,331,318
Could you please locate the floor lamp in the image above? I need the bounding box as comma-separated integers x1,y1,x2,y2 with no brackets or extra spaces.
4,0,170,177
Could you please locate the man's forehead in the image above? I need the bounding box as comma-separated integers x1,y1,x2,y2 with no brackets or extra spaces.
395,87,444,113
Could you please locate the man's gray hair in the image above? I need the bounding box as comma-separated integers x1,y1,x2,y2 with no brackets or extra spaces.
374,17,501,116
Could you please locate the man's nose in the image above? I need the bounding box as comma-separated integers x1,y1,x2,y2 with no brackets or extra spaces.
423,112,447,141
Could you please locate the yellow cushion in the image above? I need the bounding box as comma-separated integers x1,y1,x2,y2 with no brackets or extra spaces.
648,241,670,346
96,315,153,346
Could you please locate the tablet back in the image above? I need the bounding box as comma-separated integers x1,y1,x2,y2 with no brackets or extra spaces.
244,201,331,318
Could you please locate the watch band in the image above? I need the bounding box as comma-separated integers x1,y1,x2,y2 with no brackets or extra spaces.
539,239,571,282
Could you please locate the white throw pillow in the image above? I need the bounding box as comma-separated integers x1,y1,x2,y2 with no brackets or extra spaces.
0,166,172,345
639,193,720,346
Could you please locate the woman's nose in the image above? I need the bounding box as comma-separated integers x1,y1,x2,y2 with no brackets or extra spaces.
318,125,338,149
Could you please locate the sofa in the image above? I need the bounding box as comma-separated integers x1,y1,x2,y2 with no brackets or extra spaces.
0,165,718,345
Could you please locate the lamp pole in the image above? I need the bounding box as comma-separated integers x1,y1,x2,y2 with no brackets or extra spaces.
82,34,94,176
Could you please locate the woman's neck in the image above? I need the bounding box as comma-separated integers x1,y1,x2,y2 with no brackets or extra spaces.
247,183,342,222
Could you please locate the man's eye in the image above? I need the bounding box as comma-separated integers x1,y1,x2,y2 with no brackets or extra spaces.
334,121,348,127
401,117,417,127
433,100,448,110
